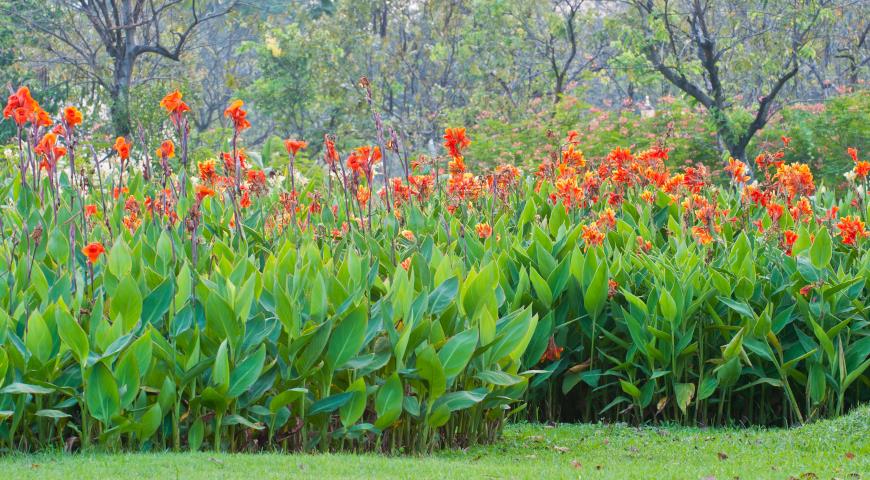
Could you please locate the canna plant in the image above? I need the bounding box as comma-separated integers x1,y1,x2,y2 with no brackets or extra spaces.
0,84,867,456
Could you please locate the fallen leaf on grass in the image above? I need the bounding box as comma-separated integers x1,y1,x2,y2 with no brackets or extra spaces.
207,457,224,465
717,452,728,460
845,452,855,460
553,445,570,453
570,459,581,469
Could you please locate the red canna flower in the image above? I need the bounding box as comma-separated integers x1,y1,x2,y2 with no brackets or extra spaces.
400,258,412,271
782,229,798,256
157,139,175,159
847,147,858,164
63,106,83,128
81,242,105,263
84,204,98,217
284,139,307,156
855,161,870,178
113,136,132,160
540,336,564,362
781,136,791,147
400,229,416,242
224,99,250,131
240,190,252,209
443,127,471,158
246,169,267,195
799,284,812,297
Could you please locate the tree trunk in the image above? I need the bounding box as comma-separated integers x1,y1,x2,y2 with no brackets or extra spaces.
111,56,134,136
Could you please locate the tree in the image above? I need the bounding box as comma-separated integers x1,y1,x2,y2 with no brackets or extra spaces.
517,0,607,104
6,0,236,135
624,0,833,164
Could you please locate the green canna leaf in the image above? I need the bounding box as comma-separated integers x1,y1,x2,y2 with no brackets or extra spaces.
374,373,403,430
227,344,266,398
326,304,367,371
56,304,89,366
213,340,231,393
86,362,120,425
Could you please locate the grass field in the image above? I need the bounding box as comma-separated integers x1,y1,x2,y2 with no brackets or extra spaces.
3,406,867,479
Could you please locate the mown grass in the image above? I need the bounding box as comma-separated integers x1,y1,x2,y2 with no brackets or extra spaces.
3,406,867,479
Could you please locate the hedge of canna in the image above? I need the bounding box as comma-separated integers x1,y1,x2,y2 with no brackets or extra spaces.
0,85,868,453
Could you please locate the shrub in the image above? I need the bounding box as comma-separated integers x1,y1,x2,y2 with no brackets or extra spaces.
0,86,867,455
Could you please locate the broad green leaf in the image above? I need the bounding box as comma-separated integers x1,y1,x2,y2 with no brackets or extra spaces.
228,344,266,398
326,304,367,370
86,363,120,425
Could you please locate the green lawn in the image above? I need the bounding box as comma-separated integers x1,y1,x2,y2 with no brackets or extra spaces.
4,407,868,479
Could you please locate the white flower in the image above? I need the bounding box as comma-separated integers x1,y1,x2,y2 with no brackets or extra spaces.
844,170,857,182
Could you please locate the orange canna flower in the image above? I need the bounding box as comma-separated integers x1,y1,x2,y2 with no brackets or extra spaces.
400,258,412,271
63,106,83,128
113,136,132,160
224,99,251,131
198,159,218,183
347,145,381,175
157,139,175,159
356,185,371,205
196,184,215,201
855,161,870,178
284,139,307,156
84,204,98,217
691,226,713,245
81,242,105,263
33,106,52,127
323,136,339,165
724,158,750,183
400,229,416,242
475,222,492,239
773,162,815,199
581,224,605,249
113,186,129,200
3,86,38,125
836,216,868,246
636,235,652,252
847,147,858,164
159,90,191,115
